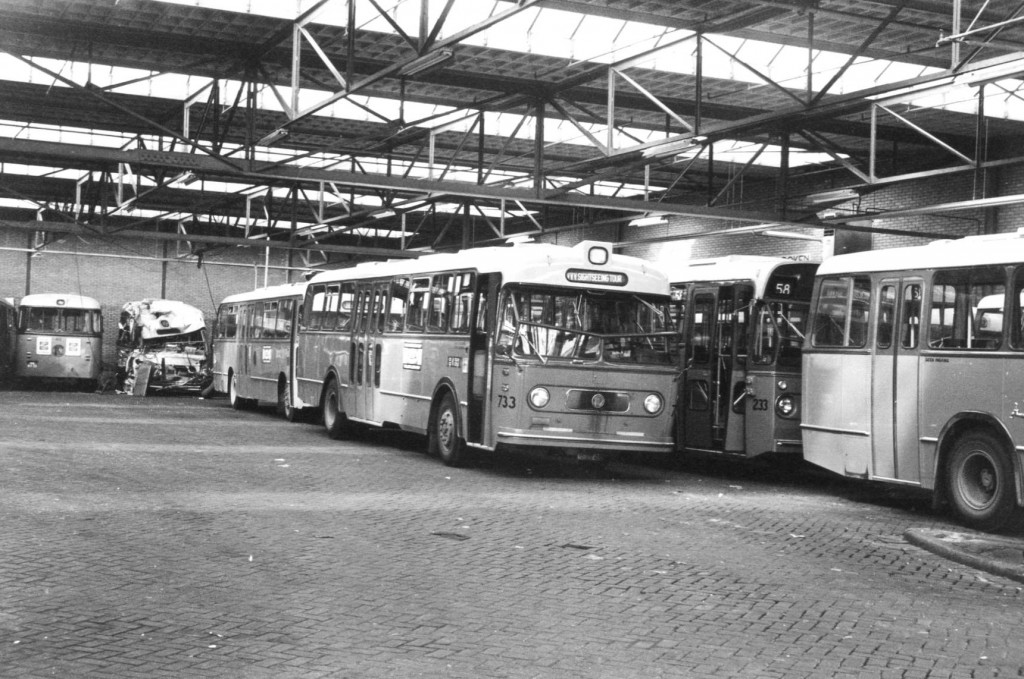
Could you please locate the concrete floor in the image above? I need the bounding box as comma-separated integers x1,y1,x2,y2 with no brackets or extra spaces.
1,389,1022,678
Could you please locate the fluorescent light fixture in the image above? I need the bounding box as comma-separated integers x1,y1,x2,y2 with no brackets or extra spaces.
628,214,667,227
371,209,396,220
257,128,289,147
804,187,861,205
399,48,454,77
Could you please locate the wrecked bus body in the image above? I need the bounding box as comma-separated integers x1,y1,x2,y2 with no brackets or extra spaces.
117,299,211,395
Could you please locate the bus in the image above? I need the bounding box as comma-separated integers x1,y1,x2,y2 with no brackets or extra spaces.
660,256,818,458
15,293,103,390
802,233,1024,531
0,297,15,384
211,282,306,418
116,299,211,395
293,240,681,466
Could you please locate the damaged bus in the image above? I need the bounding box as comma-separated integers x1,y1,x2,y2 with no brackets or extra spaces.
211,282,306,417
116,299,211,394
14,293,103,390
292,240,681,466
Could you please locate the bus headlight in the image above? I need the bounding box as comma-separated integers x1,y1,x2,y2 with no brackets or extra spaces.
529,387,550,409
775,394,799,419
643,393,664,415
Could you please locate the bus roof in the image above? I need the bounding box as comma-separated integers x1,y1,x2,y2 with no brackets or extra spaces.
217,282,308,306
817,232,1024,276
18,293,101,310
307,240,670,296
657,255,818,291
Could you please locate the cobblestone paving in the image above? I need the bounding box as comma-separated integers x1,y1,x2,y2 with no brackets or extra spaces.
1,391,1022,678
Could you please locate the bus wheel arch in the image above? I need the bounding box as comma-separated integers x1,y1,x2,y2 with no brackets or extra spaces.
938,415,1023,532
428,383,466,467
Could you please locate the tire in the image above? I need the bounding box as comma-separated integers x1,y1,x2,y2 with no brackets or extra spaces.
946,431,1022,532
228,372,249,410
277,379,299,422
322,378,348,440
430,392,465,467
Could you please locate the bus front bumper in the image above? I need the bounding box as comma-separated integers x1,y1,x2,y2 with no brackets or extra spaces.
496,428,674,453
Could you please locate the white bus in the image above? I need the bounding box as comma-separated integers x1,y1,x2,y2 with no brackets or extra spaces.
803,233,1024,531
660,256,818,458
211,282,306,418
293,240,680,465
15,293,103,390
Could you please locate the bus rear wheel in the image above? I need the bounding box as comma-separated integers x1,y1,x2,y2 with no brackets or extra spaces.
430,392,465,467
946,431,1022,532
322,378,349,439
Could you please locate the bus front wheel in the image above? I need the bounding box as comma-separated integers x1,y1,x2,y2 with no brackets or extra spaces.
946,431,1021,532
430,392,465,467
322,379,349,439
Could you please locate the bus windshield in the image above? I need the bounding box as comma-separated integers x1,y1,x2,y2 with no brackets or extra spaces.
18,306,101,334
752,300,809,367
497,286,680,364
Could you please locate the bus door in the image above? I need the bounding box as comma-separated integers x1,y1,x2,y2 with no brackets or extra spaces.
871,277,922,482
240,303,254,390
364,283,387,420
350,283,375,421
467,273,500,445
681,285,752,451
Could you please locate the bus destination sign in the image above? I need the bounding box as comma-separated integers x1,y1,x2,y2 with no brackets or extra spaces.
565,269,628,286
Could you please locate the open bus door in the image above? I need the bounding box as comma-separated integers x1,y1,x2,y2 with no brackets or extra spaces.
680,284,752,452
466,273,500,446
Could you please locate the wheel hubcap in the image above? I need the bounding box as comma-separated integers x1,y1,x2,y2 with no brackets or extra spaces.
438,410,454,450
960,451,997,510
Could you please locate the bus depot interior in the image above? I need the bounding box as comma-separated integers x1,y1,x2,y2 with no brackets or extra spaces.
2,0,1024,537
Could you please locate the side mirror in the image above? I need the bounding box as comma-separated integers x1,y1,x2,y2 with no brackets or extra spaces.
495,343,511,357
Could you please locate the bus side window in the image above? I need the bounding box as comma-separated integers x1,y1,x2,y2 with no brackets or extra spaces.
323,284,341,330
811,276,870,348
930,267,1004,349
429,274,453,332
877,285,895,349
338,282,355,331
373,285,387,333
388,278,408,332
451,272,475,334
280,300,295,335
900,284,920,349
406,278,430,332
225,305,238,339
263,301,281,339
306,285,326,330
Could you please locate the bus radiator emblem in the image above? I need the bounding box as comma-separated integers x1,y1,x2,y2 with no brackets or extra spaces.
591,393,606,409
